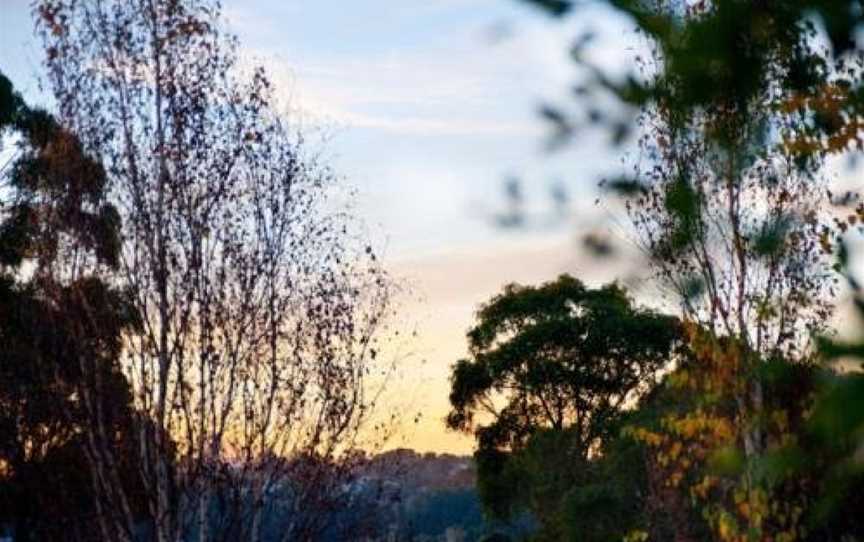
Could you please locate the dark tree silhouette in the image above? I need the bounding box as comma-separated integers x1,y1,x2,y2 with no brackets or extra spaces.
446,274,681,525
0,71,146,541
32,1,394,539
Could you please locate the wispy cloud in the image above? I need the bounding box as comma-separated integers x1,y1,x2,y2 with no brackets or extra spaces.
224,0,586,138
242,49,544,137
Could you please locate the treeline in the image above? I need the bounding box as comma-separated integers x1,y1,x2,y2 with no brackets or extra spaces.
6,1,864,541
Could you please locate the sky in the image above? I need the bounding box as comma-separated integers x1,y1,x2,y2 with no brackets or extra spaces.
1,0,643,454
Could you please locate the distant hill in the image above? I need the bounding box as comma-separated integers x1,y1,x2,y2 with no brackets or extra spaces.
346,449,533,542
365,448,476,491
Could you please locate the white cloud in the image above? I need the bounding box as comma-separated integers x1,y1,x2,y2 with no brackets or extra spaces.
241,49,545,137
222,0,595,138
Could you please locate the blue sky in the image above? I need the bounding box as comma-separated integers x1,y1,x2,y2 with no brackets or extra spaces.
217,0,638,256
1,0,641,452
215,1,642,453
1,0,636,256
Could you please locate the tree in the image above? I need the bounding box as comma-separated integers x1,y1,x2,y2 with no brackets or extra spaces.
446,274,681,535
610,4,853,539
514,1,864,539
0,71,146,541
622,20,837,477
520,4,861,357
33,1,393,540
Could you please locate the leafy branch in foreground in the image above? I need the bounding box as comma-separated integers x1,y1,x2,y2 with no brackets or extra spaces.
508,1,864,540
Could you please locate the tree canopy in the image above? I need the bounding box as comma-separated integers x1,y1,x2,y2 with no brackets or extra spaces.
512,1,864,539
0,70,145,541
447,275,682,528
31,0,395,539
448,275,679,453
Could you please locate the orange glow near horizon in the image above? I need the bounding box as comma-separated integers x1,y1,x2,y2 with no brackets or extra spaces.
375,233,638,455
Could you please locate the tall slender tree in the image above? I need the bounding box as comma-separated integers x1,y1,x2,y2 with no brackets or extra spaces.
517,1,864,539
33,1,392,540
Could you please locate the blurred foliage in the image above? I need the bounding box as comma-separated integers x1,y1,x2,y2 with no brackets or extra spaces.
524,0,864,156
626,321,864,541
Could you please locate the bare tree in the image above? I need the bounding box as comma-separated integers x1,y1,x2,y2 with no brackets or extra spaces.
34,1,392,540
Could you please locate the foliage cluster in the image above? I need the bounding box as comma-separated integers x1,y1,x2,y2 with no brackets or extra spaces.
446,1,864,540
0,70,146,541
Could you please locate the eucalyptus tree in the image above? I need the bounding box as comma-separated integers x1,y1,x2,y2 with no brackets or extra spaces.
446,275,681,526
0,70,144,542
522,0,861,460
34,1,392,540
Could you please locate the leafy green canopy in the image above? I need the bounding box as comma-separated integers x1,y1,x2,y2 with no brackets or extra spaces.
448,274,679,451
513,1,864,538
446,275,681,529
